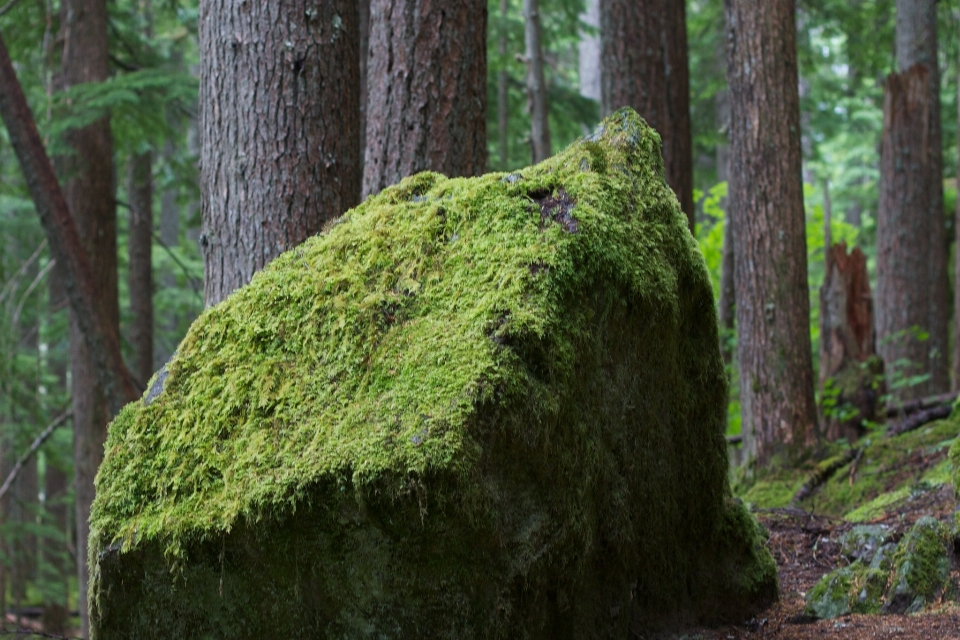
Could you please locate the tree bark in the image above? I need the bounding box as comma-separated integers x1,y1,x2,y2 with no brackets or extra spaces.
359,0,370,174
523,0,550,163
725,0,819,466
953,20,960,391
893,0,948,395
363,0,488,196
877,65,941,402
599,0,694,231
58,0,122,634
128,152,154,386
199,0,361,307
497,0,509,170
819,242,882,442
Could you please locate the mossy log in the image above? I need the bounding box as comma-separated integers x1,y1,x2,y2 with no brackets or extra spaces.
89,109,777,639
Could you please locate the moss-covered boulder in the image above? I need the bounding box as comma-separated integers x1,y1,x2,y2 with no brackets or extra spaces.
89,109,777,639
804,561,887,618
883,517,952,614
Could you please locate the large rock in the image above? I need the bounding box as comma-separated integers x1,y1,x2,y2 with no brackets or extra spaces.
89,109,777,639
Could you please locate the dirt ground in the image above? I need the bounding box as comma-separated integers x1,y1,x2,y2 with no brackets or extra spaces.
655,495,960,640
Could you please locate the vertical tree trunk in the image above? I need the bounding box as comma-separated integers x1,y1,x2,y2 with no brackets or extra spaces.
127,152,154,385
599,0,694,231
725,0,818,466
199,0,361,307
363,0,488,196
819,242,882,442
497,0,509,170
578,0,601,101
523,0,550,163
877,66,940,402
716,71,734,362
953,22,960,391
892,0,949,394
359,0,370,174
58,1,118,633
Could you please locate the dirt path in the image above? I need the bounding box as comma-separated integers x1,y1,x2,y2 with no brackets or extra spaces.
657,506,960,639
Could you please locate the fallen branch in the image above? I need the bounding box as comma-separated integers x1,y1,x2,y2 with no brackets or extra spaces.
0,411,71,502
791,448,858,505
886,403,952,438
0,31,140,413
885,392,957,418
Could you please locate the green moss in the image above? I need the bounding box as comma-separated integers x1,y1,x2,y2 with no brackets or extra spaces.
843,487,912,523
738,477,806,509
90,109,776,638
884,516,952,614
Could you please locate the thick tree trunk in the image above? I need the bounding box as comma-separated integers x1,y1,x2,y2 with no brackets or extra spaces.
599,0,694,231
523,0,550,163
725,0,819,466
893,0,948,394
819,242,882,442
877,65,941,402
128,152,154,385
58,0,120,634
363,0,487,196
199,0,361,307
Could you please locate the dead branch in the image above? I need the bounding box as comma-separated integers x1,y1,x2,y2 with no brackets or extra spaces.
0,411,71,502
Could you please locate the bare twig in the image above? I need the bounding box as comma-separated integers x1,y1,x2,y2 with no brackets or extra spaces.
0,240,47,306
0,411,71,502
11,258,55,326
0,0,24,19
0,626,83,639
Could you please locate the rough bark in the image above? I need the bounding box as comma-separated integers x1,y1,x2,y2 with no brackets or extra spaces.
600,0,694,231
877,66,940,402
523,0,550,163
724,0,819,465
894,0,948,394
716,82,734,363
128,152,154,385
199,0,362,306
819,242,882,442
363,0,487,196
58,1,121,635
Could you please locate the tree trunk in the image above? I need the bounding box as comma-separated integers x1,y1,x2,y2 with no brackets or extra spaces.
725,0,819,466
359,0,370,175
363,0,488,196
953,22,960,392
819,242,883,442
893,0,949,395
716,76,734,362
199,0,361,307
877,65,941,402
497,0,509,170
599,0,694,231
578,0,600,101
128,152,154,386
59,1,119,634
523,0,550,163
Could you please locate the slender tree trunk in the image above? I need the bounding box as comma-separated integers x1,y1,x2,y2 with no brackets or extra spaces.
725,0,818,466
578,0,601,101
877,66,940,402
497,0,509,170
953,23,960,391
199,0,361,307
359,0,370,175
128,152,154,386
891,0,949,394
599,0,694,231
58,1,119,634
523,0,550,163
363,0,488,196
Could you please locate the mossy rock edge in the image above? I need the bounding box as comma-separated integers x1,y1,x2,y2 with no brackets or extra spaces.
90,109,778,639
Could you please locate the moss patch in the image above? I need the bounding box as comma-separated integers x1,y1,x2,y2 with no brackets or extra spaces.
90,109,777,639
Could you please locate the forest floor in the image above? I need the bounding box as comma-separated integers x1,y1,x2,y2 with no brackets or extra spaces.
655,417,960,640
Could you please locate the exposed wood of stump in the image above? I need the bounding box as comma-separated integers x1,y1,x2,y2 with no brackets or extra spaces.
819,241,884,442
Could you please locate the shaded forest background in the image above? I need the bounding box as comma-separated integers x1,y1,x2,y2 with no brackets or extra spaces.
0,0,958,633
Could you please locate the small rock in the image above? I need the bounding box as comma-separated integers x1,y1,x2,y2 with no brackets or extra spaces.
840,524,893,564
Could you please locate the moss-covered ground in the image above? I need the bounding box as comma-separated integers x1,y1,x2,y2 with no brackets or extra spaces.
89,109,776,639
